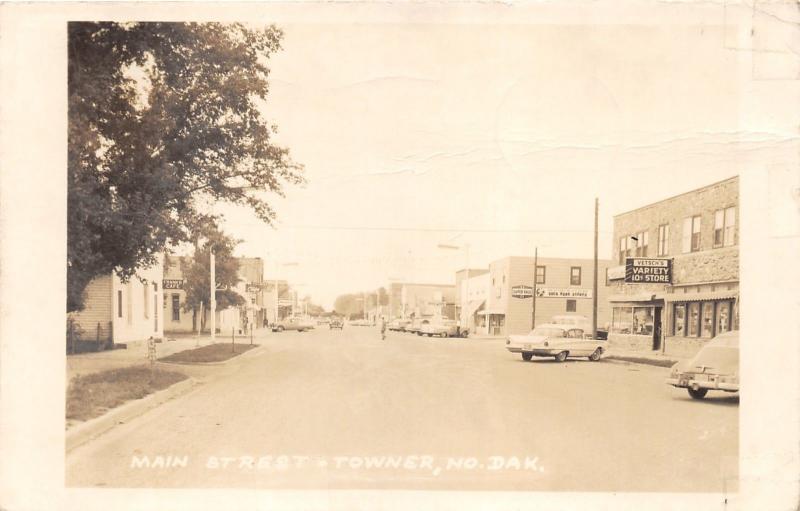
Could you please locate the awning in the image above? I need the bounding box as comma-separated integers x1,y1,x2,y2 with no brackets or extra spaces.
608,294,658,303
478,308,505,316
663,290,739,303
466,299,485,318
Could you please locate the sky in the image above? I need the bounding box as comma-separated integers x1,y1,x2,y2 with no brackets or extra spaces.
212,21,797,309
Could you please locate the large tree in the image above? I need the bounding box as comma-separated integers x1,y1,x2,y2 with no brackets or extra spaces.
68,22,304,311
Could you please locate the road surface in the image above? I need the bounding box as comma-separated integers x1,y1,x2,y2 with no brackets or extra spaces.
66,325,738,492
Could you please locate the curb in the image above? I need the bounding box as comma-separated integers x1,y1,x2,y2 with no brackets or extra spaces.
604,355,680,368
66,377,198,453
156,343,264,366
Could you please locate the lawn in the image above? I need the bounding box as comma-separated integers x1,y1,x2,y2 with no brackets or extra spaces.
66,365,187,422
158,342,258,364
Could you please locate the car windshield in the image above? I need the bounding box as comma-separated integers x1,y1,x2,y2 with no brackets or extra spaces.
530,327,566,337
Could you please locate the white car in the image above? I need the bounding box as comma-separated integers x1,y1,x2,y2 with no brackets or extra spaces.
506,323,607,362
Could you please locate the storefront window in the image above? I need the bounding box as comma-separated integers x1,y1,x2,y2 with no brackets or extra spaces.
673,304,685,336
611,307,633,334
632,307,654,335
688,302,700,336
716,301,731,334
701,302,714,338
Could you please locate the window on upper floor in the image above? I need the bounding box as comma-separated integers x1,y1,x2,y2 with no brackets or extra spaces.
535,265,546,285
570,266,581,286
657,224,670,256
714,206,736,247
634,231,649,257
682,215,701,253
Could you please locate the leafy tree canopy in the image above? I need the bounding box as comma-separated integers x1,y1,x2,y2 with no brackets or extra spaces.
68,22,303,311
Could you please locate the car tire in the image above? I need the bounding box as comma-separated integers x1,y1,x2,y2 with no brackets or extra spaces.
588,348,603,361
440,332,448,338
522,353,533,361
554,351,568,363
277,326,284,332
688,388,708,400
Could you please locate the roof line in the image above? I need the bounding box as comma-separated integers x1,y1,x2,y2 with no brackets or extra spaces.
612,175,738,218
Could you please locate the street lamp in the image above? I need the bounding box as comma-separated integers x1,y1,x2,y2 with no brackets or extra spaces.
438,242,470,330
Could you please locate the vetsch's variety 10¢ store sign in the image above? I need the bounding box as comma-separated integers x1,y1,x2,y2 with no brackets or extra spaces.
624,258,673,284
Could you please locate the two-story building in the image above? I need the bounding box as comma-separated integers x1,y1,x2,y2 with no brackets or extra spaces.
482,256,612,336
606,176,739,354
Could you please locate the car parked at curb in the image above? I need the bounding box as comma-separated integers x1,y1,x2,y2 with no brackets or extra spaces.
271,317,309,332
388,319,411,332
406,318,430,335
550,314,608,340
420,320,468,338
506,323,606,362
666,330,739,400
329,317,344,329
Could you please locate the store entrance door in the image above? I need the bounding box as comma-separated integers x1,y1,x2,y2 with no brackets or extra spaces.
652,307,662,351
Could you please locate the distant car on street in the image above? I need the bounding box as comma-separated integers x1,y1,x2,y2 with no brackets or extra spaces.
421,319,467,338
407,318,431,336
666,330,739,400
329,317,344,329
506,323,606,362
271,317,310,332
388,319,411,332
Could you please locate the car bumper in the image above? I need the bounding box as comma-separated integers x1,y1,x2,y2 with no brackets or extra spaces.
506,347,559,356
665,377,739,392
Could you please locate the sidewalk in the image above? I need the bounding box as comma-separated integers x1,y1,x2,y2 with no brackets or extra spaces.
604,347,689,368
66,333,248,381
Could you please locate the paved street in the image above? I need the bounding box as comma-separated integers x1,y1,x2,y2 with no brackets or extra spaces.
66,326,738,492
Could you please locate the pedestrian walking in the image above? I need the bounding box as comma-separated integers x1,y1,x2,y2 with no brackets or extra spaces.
380,317,387,340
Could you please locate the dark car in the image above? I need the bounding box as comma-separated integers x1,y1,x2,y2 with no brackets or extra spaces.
329,317,344,329
666,330,739,399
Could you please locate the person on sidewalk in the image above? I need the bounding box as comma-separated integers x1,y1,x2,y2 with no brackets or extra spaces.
380,318,387,340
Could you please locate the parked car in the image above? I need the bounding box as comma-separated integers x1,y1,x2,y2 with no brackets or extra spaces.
271,317,309,332
666,330,739,400
298,317,316,330
506,323,606,362
388,319,411,332
406,318,431,335
329,317,344,329
550,314,608,340
421,319,467,338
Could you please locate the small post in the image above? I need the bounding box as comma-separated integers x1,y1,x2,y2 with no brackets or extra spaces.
232,327,235,353
250,324,253,345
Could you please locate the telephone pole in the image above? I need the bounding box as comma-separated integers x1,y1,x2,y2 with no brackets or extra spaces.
210,248,216,343
531,246,538,329
592,197,599,339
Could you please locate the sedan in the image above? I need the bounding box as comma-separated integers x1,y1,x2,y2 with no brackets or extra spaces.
271,317,309,332
421,320,467,338
666,330,739,400
506,324,606,362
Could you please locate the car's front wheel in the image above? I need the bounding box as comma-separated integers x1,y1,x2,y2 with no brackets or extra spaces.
276,326,284,332
688,388,708,400
588,348,603,361
554,351,568,363
522,353,533,361
440,332,447,338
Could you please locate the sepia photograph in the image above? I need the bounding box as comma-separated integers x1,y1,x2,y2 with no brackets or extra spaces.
1,1,799,510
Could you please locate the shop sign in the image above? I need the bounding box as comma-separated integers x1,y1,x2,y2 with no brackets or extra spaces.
535,288,592,299
511,285,534,298
246,284,262,293
277,299,294,306
162,279,184,289
625,258,672,283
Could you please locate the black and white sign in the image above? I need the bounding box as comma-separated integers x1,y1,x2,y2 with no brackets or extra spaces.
162,279,184,290
624,258,673,283
511,285,534,298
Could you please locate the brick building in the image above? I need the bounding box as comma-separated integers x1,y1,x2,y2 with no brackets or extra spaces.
483,256,612,337
607,176,739,353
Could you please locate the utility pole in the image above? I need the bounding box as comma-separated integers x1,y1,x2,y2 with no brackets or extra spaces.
593,198,599,339
210,248,216,343
532,246,538,329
